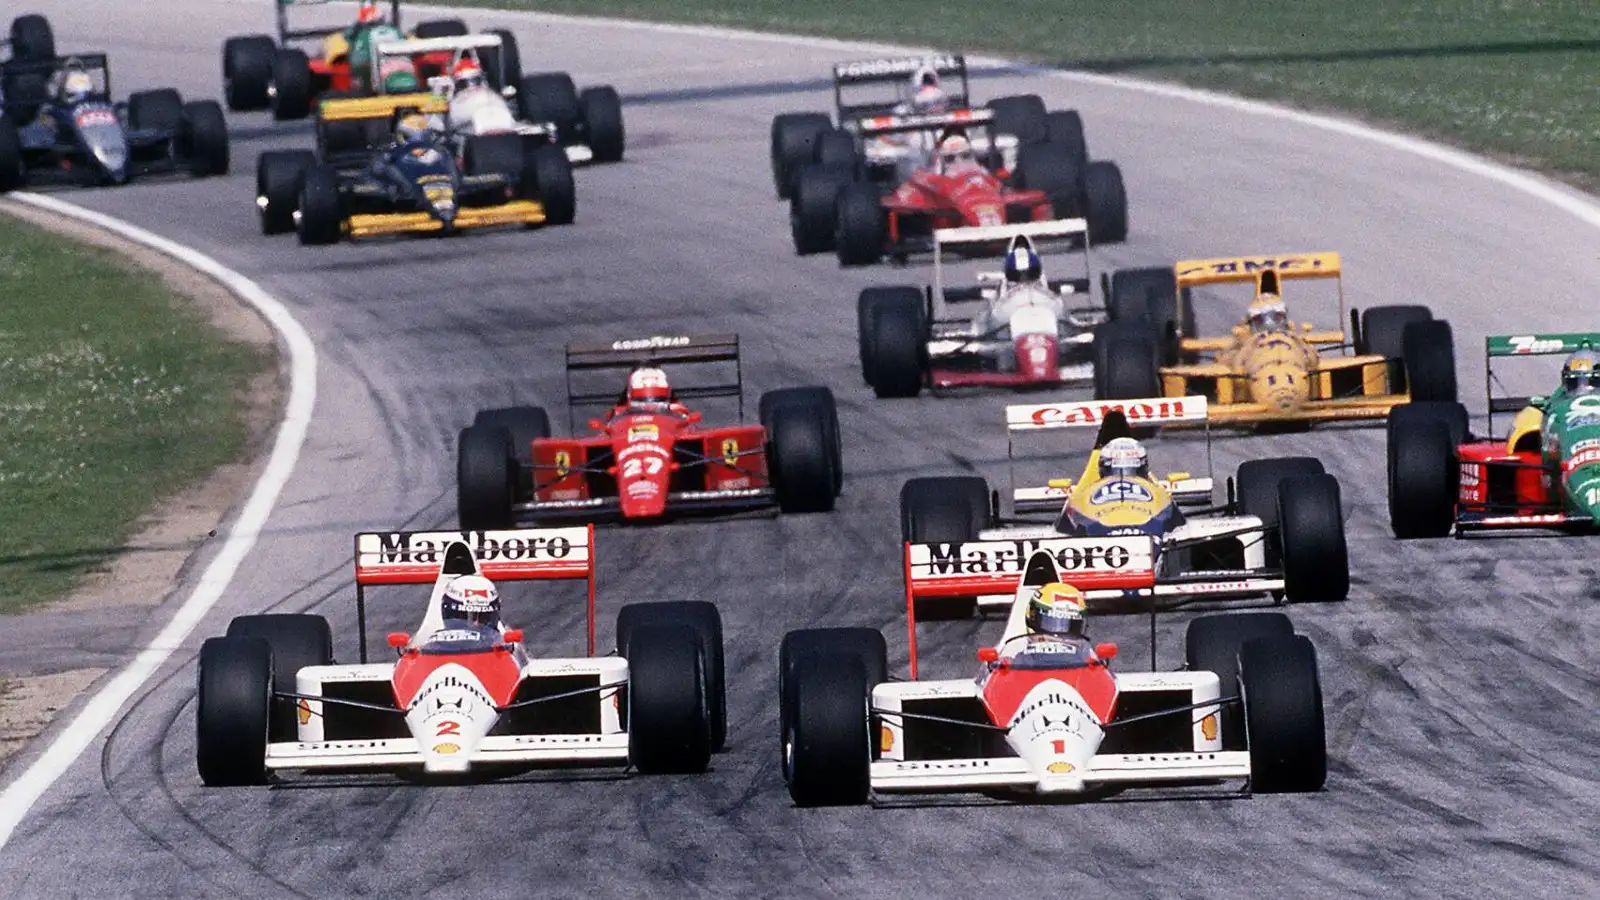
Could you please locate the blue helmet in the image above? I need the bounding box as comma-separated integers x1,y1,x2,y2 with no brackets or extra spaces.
1004,240,1042,284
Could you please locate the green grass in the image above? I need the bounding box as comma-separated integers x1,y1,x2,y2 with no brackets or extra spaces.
440,0,1600,188
0,215,264,614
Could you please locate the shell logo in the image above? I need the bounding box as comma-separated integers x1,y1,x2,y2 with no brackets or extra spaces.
1201,712,1219,742
432,742,461,755
297,698,312,726
879,726,894,753
1046,761,1075,774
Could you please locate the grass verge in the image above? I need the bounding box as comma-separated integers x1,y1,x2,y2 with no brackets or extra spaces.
437,0,1600,190
0,213,265,614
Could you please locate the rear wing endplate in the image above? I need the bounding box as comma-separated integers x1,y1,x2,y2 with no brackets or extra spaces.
351,526,597,658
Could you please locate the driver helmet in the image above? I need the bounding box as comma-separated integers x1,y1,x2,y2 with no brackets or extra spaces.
395,111,431,143
937,132,976,173
379,58,420,94
1247,296,1290,333
1562,347,1598,393
452,57,486,94
1100,436,1149,480
60,69,93,103
1003,239,1043,284
627,367,672,410
357,0,384,25
441,574,500,626
909,66,948,114
1026,583,1087,637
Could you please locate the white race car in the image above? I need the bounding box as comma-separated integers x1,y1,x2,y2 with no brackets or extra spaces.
371,33,624,164
779,547,1327,805
898,395,1350,618
195,526,724,785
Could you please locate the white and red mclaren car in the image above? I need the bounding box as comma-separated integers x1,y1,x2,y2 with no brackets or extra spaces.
195,526,725,785
779,546,1327,806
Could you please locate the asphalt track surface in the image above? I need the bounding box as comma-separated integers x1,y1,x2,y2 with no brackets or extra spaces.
2,2,1599,897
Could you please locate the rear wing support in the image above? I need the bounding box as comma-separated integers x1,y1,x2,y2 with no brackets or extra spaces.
352,526,596,662
1483,332,1600,435
563,334,744,430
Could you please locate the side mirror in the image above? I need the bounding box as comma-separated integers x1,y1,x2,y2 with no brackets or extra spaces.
1165,471,1192,482
1094,642,1118,661
685,410,703,424
386,632,410,649
1530,395,1547,410
502,629,524,644
1046,477,1074,490
977,647,1000,664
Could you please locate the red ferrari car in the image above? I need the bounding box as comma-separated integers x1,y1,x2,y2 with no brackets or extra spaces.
456,335,843,527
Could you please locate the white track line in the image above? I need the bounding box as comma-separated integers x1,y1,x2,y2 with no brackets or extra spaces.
0,193,317,850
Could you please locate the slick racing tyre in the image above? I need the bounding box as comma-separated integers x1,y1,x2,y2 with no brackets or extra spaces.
295,164,344,246
181,100,230,177
481,29,523,91
128,88,184,133
813,128,858,174
9,14,55,63
1277,473,1349,603
626,624,712,775
222,34,276,111
1044,109,1088,166
1240,634,1327,793
789,164,850,255
766,396,839,514
864,291,927,398
900,476,991,620
1084,160,1128,244
256,150,314,235
1235,456,1326,569
270,49,314,121
778,628,888,766
456,423,516,530
530,143,576,225
1386,403,1462,539
784,654,871,806
857,285,924,386
225,614,333,741
617,601,726,752
834,181,886,267
1014,143,1083,218
760,387,843,497
195,636,272,787
1356,304,1432,358
1105,266,1193,364
0,116,25,193
413,18,469,38
771,112,831,199
579,86,625,163
1091,320,1160,401
1401,319,1457,402
518,73,582,142
1185,612,1295,750
472,405,550,496
986,93,1048,145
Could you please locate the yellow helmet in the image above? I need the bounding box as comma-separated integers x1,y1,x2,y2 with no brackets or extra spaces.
1026,583,1086,637
396,112,430,143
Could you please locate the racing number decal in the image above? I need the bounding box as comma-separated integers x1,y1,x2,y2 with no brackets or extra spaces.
720,438,739,466
555,450,571,478
621,457,665,478
1051,739,1066,754
436,721,461,737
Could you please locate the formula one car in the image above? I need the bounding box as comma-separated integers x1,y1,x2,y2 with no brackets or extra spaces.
1094,253,1457,425
858,219,1109,397
366,35,623,164
778,548,1326,805
1387,332,1600,537
221,0,524,119
253,93,572,244
456,335,844,527
195,527,726,785
899,395,1349,618
0,54,228,190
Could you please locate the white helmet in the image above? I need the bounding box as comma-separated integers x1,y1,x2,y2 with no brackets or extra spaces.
441,574,500,625
909,66,948,114
938,133,975,172
1100,437,1149,480
61,69,94,103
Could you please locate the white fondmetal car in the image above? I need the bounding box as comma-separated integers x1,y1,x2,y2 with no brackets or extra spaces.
195,526,724,785
778,547,1328,805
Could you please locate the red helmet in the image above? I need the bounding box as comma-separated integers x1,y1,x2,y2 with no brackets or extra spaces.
452,57,484,91
627,368,671,406
357,1,383,25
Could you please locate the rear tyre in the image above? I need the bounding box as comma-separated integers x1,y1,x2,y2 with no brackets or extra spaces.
481,29,523,90
413,18,470,38
9,14,55,62
269,49,313,121
1083,160,1128,244
1184,612,1294,750
617,602,725,752
1357,304,1432,358
530,143,576,224
813,128,858,173
857,285,923,385
865,292,927,398
778,628,887,764
1241,635,1327,793
579,86,625,162
834,182,885,267
1014,143,1083,218
180,100,230,176
626,625,712,775
1091,321,1159,400
471,406,550,466
900,476,990,620
770,112,831,199
784,656,871,806
1277,474,1349,603
1386,409,1458,539
128,88,185,133
767,399,838,514
760,387,842,497
195,636,272,787
1401,319,1457,402
1043,110,1088,165
295,164,343,246
986,94,1048,145
789,164,849,254
0,116,25,193
456,424,515,530
222,35,276,111
518,73,582,142
1106,266,1190,365
1235,457,1325,533
224,614,333,742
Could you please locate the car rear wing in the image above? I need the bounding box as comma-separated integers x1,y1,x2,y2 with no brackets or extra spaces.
373,34,511,96
932,219,1092,306
351,526,596,659
832,53,969,121
314,93,446,164
563,334,745,425
1484,332,1600,423
0,53,113,112
279,0,402,44
903,536,1157,678
1173,253,1345,339
847,107,995,140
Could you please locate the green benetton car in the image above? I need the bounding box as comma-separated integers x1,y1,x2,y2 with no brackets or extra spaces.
1384,332,1600,537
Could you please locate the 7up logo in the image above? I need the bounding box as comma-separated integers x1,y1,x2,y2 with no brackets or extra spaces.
1508,335,1565,354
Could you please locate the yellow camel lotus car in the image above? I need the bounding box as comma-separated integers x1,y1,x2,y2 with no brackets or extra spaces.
1093,252,1458,426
